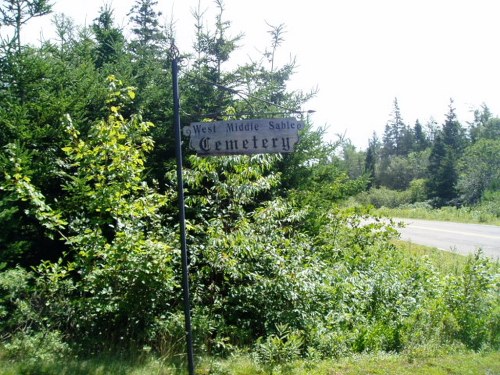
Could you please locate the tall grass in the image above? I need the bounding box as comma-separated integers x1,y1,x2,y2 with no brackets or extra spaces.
392,239,468,275
354,187,500,225
377,204,500,225
1,349,499,375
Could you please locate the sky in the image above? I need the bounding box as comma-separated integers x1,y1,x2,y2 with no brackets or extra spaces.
17,0,500,149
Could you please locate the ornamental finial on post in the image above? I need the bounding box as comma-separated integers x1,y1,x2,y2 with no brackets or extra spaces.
169,39,180,61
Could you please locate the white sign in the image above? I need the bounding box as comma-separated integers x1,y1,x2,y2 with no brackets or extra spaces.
183,118,303,156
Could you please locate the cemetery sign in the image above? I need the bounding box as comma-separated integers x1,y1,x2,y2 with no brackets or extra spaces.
183,118,304,156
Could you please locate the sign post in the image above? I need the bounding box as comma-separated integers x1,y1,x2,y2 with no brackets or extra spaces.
171,52,195,375
171,45,304,375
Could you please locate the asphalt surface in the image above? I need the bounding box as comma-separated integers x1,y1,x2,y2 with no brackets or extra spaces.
394,218,500,259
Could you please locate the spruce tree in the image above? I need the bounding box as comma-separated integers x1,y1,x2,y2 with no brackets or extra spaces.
128,0,164,56
382,98,411,157
426,135,453,205
441,100,466,152
364,132,380,188
92,5,125,68
426,101,465,206
413,119,429,152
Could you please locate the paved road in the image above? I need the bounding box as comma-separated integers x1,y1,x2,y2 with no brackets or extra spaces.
394,218,500,259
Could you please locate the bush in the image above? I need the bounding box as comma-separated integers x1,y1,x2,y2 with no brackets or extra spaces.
254,324,304,373
355,187,412,208
443,251,500,350
3,330,70,365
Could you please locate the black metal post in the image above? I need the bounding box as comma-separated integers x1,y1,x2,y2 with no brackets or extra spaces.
172,53,195,375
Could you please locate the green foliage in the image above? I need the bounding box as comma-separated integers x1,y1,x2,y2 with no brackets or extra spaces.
254,324,304,373
3,330,69,365
443,252,500,350
0,1,498,369
0,78,179,354
426,135,457,206
367,99,498,207
179,153,323,349
382,98,413,158
53,77,178,349
457,139,500,204
355,187,412,208
0,0,52,52
376,203,500,225
92,5,126,68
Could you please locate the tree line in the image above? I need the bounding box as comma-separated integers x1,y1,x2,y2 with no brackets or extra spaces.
360,98,500,207
0,0,498,369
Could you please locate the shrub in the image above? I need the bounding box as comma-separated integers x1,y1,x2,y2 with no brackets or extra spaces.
356,187,412,208
3,330,69,365
443,251,500,350
254,324,304,373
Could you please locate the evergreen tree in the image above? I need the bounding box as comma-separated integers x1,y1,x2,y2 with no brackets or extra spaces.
92,5,125,68
441,99,466,152
364,132,380,188
128,0,164,56
0,0,52,52
426,134,456,206
183,0,242,119
425,101,465,206
382,98,411,157
379,99,415,188
413,119,429,152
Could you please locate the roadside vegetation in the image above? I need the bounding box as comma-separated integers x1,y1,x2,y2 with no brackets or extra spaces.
391,240,470,275
1,349,499,375
0,1,498,374
355,192,500,225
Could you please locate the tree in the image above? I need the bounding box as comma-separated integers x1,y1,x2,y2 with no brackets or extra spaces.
364,132,380,188
128,0,164,56
0,0,52,52
413,119,429,152
441,99,466,152
474,117,500,141
457,139,500,204
425,100,467,206
45,77,176,347
426,134,457,206
468,103,492,142
342,142,366,180
92,4,125,68
382,98,412,157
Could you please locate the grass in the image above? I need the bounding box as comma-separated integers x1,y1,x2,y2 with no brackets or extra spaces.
376,205,500,226
392,239,469,275
311,350,500,375
1,350,499,375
